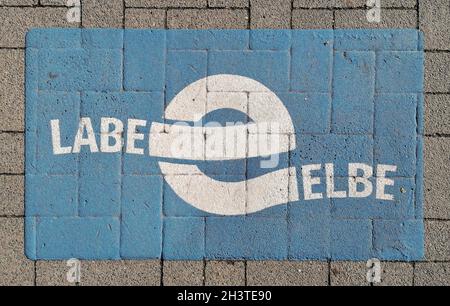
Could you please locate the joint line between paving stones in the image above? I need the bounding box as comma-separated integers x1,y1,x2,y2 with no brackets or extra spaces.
425,50,450,53
0,215,24,218
416,0,420,30
76,91,81,218
247,0,251,30
79,0,83,28
119,22,125,258
0,131,24,134
245,91,249,216
160,260,164,286
33,261,37,286
202,258,206,286
122,0,125,30
424,134,450,138
164,9,168,29
371,220,375,260
0,47,25,50
287,134,292,258
371,47,378,259
125,6,251,11
290,0,294,29
244,260,248,286
329,30,335,132
327,260,331,286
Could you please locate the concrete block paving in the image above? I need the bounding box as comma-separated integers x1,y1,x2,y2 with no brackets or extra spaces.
25,29,424,262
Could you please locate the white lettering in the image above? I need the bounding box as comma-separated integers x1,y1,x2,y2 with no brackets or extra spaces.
100,117,123,153
72,117,99,153
326,163,347,198
50,119,72,155
302,164,322,200
126,119,146,155
348,163,373,198
376,165,397,200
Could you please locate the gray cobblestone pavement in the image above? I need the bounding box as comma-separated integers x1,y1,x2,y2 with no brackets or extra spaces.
0,0,448,286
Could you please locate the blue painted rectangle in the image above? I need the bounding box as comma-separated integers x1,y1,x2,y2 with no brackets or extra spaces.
25,29,424,261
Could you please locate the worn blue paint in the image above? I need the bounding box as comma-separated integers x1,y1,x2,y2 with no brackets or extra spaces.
25,29,424,261
163,217,205,260
121,176,163,259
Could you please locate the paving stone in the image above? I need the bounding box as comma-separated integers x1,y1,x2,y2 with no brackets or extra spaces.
425,52,450,93
333,51,375,134
82,0,124,28
79,260,161,286
291,30,333,92
374,262,414,286
331,177,416,220
419,0,450,50
26,175,77,217
163,217,205,260
294,0,334,8
415,262,450,286
125,8,166,28
249,29,290,50
334,0,416,7
167,9,248,29
206,217,288,260
424,137,450,179
330,261,369,286
37,49,122,92
247,261,329,286
373,220,424,261
250,0,291,29
424,177,450,220
125,0,208,7
425,221,450,261
425,94,450,135
0,7,76,48
424,138,450,220
0,50,24,132
40,0,67,5
168,29,249,50
0,218,34,286
121,176,163,259
208,0,248,7
32,217,120,260
335,9,417,29
36,261,76,286
291,134,373,177
0,175,24,216
205,261,246,286
334,29,419,51
163,261,204,286
292,9,334,29
0,133,24,174
424,170,450,220
331,220,372,260
209,50,290,91
0,0,37,5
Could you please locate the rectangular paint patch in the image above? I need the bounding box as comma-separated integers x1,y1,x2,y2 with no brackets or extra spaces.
25,29,424,261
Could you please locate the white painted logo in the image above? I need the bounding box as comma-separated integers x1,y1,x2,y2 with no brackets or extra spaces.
151,75,297,216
